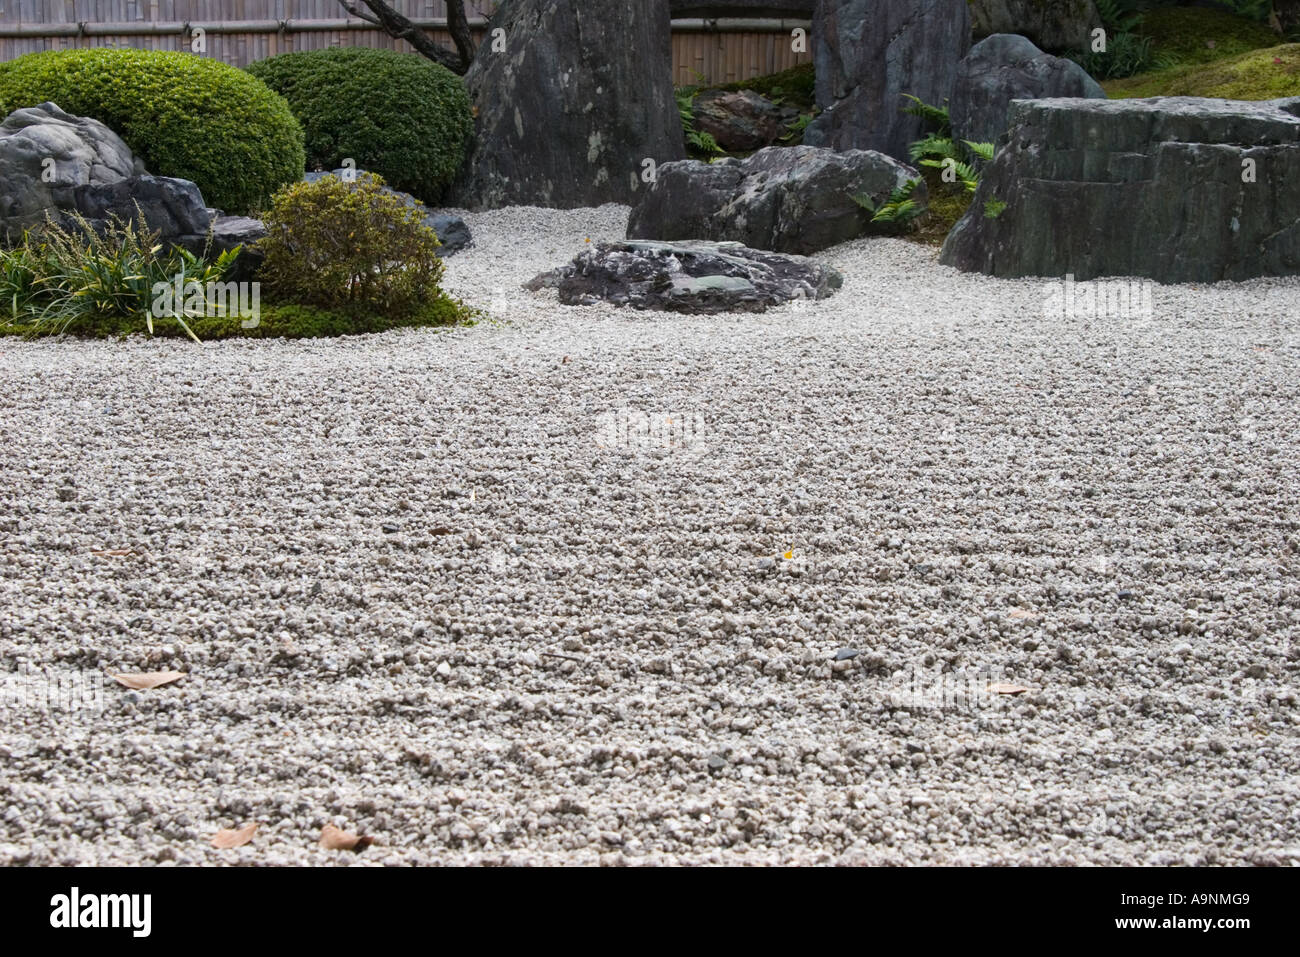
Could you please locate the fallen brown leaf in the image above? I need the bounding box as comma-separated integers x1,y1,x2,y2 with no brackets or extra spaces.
429,526,456,536
1008,608,1036,620
320,824,374,852
988,682,1030,696
211,822,258,849
110,670,186,690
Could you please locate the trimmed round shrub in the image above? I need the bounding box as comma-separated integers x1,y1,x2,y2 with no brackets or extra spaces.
0,48,305,215
247,47,473,203
258,172,447,317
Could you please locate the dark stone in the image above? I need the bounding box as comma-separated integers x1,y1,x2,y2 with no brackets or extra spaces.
804,0,971,162
693,89,801,152
452,0,685,209
627,145,923,255
72,174,211,246
834,648,862,661
210,216,268,283
970,0,1101,52
525,239,842,314
304,169,471,256
950,34,1106,148
707,754,727,771
939,97,1300,282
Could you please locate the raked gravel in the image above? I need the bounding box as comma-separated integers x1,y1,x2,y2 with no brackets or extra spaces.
1,204,1299,866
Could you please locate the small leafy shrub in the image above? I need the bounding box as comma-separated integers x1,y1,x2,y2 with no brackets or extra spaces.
0,216,238,341
0,49,304,214
257,173,454,319
248,48,472,203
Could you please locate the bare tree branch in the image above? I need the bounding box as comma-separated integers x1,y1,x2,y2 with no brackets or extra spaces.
337,0,477,75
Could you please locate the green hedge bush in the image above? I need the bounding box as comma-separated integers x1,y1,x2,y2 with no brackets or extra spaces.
0,48,304,215
247,47,472,203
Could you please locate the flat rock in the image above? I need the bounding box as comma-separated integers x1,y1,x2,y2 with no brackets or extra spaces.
940,96,1300,282
525,239,842,314
627,145,923,255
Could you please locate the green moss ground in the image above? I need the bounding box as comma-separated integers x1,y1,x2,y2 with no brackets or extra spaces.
0,295,476,342
1104,43,1300,99
1136,7,1279,67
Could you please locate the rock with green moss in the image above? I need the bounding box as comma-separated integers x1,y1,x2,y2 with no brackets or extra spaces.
940,95,1300,282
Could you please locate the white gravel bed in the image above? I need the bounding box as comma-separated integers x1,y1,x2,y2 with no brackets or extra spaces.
0,204,1298,865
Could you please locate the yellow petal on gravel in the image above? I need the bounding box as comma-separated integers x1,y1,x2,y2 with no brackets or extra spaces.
110,671,187,690
211,822,258,849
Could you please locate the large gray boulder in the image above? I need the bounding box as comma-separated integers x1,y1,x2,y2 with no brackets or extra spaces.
627,145,923,255
803,0,971,162
452,0,685,209
951,34,1106,147
0,102,144,242
940,96,1300,283
970,0,1101,53
525,239,842,314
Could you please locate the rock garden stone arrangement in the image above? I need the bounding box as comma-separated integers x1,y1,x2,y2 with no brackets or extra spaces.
525,238,842,313
627,145,923,255
941,96,1300,282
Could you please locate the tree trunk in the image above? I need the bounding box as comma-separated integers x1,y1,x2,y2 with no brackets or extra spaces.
1274,0,1300,38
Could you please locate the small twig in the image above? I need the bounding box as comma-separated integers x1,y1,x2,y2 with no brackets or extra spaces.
541,652,585,663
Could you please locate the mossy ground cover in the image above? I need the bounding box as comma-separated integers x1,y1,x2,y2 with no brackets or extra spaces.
1104,43,1300,99
1,297,476,342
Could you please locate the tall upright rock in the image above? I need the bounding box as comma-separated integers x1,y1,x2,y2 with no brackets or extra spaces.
803,0,971,163
451,0,685,210
969,0,1101,53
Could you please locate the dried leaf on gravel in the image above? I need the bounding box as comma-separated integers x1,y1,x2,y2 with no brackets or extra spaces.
429,526,456,535
988,682,1030,696
320,825,374,851
110,670,186,690
1008,608,1036,620
211,822,258,849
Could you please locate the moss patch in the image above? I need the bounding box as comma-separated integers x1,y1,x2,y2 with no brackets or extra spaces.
1137,7,1278,67
715,63,815,110
1,296,476,342
1104,43,1300,100
909,169,974,247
